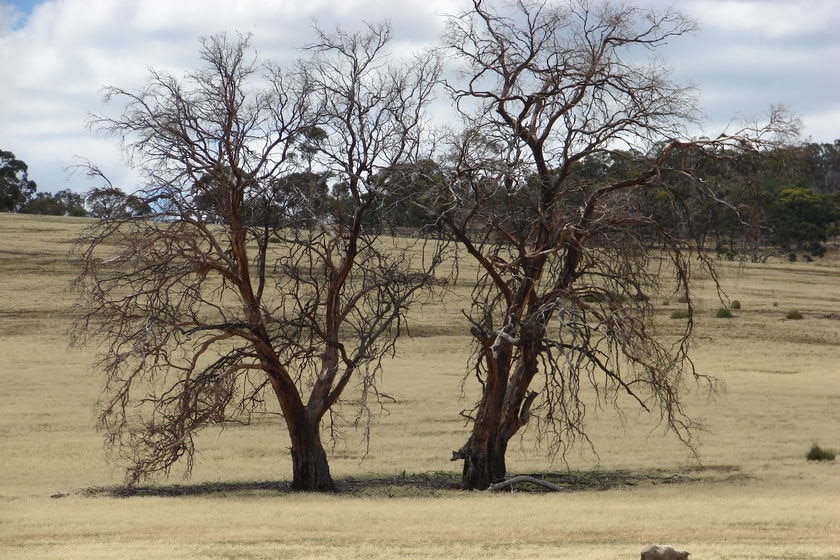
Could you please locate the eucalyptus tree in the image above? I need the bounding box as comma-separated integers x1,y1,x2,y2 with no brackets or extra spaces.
0,149,37,212
435,0,797,489
74,29,441,491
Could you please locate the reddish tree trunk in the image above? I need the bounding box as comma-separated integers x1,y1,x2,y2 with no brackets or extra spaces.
459,343,539,490
271,373,336,492
289,424,335,492
460,431,509,490
459,346,511,490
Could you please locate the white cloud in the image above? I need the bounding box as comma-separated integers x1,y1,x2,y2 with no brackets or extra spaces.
688,0,836,40
802,107,840,144
1,0,837,195
0,0,464,192
655,0,840,139
0,2,19,33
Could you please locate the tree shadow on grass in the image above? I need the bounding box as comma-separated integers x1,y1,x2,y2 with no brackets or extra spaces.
74,465,745,498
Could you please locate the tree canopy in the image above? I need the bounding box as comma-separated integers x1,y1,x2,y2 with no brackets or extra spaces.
0,150,37,212
19,189,87,216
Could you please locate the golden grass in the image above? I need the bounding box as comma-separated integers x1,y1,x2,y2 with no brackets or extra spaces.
1,213,838,559
5,486,839,559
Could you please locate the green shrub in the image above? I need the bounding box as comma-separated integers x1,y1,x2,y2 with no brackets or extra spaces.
730,300,741,310
785,309,804,320
715,307,733,318
670,310,689,319
806,444,835,461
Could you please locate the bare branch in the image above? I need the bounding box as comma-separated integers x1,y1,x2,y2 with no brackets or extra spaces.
74,30,444,491
432,0,797,490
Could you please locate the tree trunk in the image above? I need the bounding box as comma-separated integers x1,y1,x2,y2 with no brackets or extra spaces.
460,432,508,490
272,373,336,492
458,345,539,490
289,420,335,492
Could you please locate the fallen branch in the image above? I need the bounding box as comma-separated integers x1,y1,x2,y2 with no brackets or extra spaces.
487,475,571,493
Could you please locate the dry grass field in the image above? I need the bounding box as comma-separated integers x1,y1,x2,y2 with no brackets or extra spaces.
1,213,838,560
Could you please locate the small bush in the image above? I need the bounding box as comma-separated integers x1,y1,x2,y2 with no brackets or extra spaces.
806,444,835,461
715,307,733,318
785,309,804,320
730,300,741,310
670,310,689,319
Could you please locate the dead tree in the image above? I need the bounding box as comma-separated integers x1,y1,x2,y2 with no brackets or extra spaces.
435,0,798,490
73,30,442,491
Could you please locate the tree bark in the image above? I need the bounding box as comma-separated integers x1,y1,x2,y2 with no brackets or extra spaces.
269,370,336,492
289,419,335,492
458,340,541,490
460,436,508,490
459,429,509,490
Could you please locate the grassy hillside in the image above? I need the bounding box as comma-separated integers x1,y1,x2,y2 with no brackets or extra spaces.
1,213,838,560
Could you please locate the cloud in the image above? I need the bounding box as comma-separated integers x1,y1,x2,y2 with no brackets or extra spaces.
0,0,465,192
656,0,840,138
802,107,840,144
690,0,836,40
0,3,19,33
1,0,837,195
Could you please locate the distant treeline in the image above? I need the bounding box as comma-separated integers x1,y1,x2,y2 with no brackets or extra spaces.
3,140,839,260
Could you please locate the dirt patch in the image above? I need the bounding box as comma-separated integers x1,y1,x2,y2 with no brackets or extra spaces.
78,465,746,498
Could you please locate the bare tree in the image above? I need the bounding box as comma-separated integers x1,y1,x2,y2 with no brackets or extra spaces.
434,0,797,489
73,30,441,491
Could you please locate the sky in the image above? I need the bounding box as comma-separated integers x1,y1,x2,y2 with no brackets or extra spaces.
1,0,839,195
